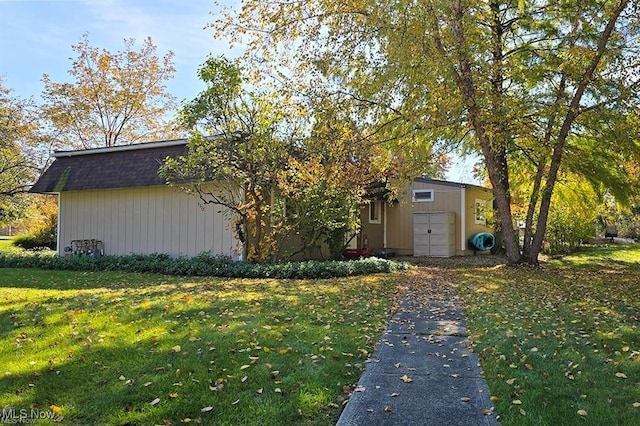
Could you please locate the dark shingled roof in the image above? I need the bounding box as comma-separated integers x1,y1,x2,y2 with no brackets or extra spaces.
30,140,188,193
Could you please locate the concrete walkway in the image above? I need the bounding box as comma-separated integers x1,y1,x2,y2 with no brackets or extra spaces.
337,270,499,426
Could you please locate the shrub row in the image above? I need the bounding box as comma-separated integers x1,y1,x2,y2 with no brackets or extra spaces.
13,229,57,251
0,250,410,279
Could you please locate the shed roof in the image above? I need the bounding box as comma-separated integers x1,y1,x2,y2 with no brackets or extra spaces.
30,139,188,193
414,177,490,191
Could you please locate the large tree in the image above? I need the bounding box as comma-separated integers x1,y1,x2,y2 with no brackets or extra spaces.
162,57,400,261
42,34,177,149
0,79,41,224
216,0,640,265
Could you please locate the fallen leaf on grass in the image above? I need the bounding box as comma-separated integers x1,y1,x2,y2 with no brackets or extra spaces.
512,400,522,405
577,409,588,416
49,405,62,414
201,406,213,412
150,398,160,406
169,392,178,398
615,372,628,379
170,345,181,353
632,402,640,408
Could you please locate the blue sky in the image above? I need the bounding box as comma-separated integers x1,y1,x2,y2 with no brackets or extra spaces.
0,0,479,183
0,0,238,102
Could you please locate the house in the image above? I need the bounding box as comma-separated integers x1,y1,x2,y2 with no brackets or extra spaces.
31,139,494,259
354,178,494,257
30,139,240,259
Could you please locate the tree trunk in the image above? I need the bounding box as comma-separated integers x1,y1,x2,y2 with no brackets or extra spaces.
448,0,521,264
482,147,521,264
526,0,629,265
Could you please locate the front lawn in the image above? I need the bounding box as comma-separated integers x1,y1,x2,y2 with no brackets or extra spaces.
0,268,398,425
454,245,640,425
0,235,13,250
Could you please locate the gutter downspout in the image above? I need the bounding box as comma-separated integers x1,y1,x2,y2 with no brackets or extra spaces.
383,202,388,248
56,193,62,255
460,186,466,253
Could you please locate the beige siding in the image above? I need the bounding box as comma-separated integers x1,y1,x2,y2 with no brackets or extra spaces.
359,201,385,249
387,181,461,255
386,181,494,256
58,185,239,258
462,186,494,254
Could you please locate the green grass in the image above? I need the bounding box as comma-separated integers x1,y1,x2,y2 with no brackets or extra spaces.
453,244,640,425
3,242,639,425
0,236,14,250
0,269,398,425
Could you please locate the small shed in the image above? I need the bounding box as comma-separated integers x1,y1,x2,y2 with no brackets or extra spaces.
30,140,240,258
358,178,494,257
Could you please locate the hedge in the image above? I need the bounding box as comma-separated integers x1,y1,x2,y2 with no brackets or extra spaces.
0,250,410,279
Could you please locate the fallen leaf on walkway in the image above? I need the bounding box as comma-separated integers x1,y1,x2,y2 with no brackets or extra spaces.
401,374,413,383
461,397,471,402
384,405,393,412
391,392,400,397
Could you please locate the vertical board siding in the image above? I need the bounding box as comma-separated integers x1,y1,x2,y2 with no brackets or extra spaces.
58,186,238,258
359,203,385,249
465,186,494,240
387,181,462,254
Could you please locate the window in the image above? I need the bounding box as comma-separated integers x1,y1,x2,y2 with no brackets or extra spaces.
369,201,382,224
474,198,487,225
412,189,434,202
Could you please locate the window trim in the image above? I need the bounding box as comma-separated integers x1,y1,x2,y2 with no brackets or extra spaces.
412,189,434,203
369,201,382,224
474,198,487,225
